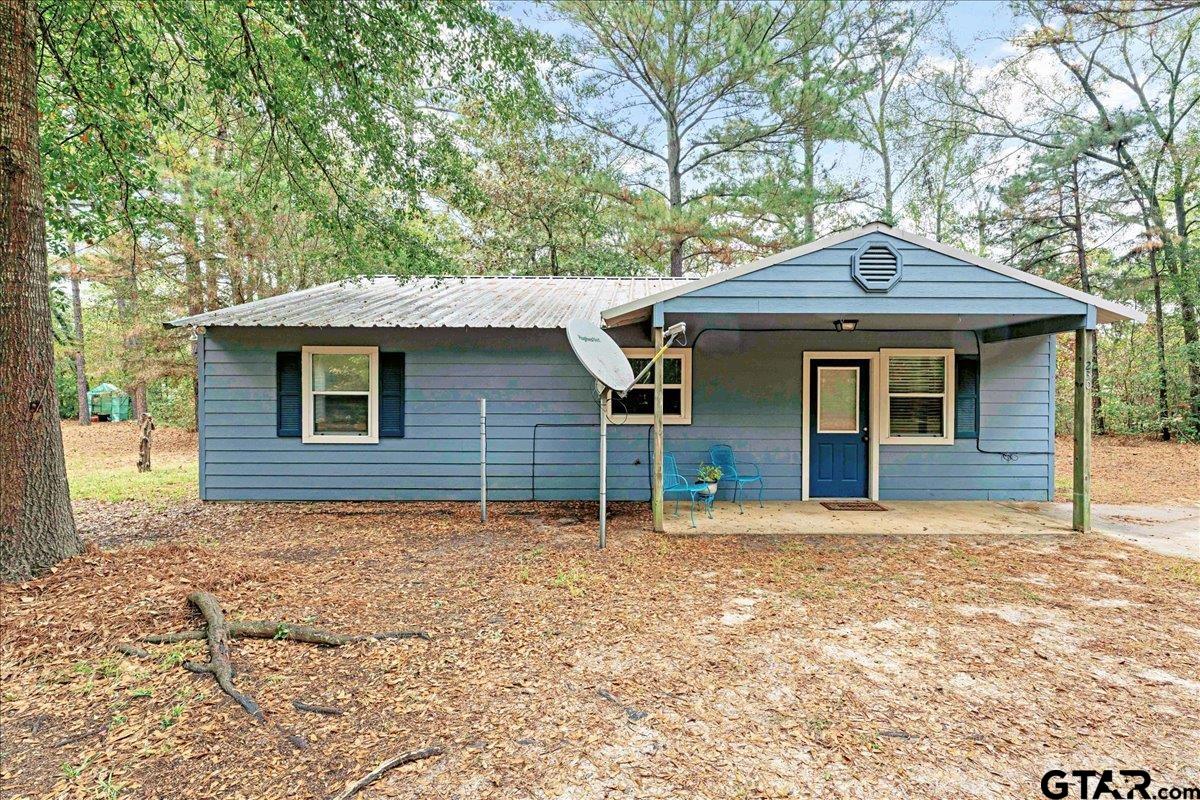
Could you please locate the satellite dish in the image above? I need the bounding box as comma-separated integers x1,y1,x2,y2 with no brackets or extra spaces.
566,319,635,393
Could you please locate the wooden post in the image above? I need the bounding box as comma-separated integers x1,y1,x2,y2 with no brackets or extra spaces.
652,325,665,532
1072,328,1092,533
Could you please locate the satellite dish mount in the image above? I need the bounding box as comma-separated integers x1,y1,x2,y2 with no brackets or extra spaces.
565,319,686,548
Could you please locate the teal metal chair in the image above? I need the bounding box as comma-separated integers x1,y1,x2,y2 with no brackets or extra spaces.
663,454,715,528
708,444,763,513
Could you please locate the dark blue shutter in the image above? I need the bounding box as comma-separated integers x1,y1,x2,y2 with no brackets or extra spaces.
276,351,302,437
379,352,405,438
955,355,979,439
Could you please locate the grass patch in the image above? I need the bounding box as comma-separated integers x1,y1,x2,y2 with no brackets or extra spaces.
67,459,197,503
1166,561,1200,587
550,566,591,597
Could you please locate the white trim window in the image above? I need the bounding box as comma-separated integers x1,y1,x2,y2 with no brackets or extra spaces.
880,348,955,445
301,345,379,443
609,347,692,424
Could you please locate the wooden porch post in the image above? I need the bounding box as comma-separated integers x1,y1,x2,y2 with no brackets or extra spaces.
652,324,665,532
1072,327,1093,533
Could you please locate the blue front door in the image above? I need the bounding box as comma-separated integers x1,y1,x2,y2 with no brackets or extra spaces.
809,359,869,498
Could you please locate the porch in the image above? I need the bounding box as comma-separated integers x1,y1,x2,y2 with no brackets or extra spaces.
660,498,1071,536
596,224,1146,540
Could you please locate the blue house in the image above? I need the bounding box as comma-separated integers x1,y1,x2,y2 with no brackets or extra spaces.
167,223,1142,530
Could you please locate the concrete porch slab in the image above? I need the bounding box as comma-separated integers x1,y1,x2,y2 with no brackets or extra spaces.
661,499,1075,537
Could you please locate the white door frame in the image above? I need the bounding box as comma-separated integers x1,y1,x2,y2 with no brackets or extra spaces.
801,351,880,501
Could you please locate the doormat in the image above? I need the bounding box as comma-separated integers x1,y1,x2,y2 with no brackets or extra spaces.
820,501,888,511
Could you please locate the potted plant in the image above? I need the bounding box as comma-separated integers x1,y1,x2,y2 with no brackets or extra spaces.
696,463,723,495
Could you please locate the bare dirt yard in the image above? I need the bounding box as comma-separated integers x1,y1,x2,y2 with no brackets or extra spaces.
2,425,1197,799
1054,434,1200,504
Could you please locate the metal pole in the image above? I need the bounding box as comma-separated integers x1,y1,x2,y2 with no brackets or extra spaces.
599,383,607,549
480,397,487,523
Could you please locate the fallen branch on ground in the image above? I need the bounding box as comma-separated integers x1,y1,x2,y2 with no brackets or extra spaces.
293,700,344,716
123,591,430,721
330,746,445,800
114,643,149,659
182,591,263,722
143,621,430,646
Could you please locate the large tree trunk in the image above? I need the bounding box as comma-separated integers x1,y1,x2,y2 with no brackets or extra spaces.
667,119,684,278
877,116,894,225
0,0,82,581
802,127,816,243
1169,175,1200,426
68,238,89,425
182,192,202,432
1120,142,1200,428
1149,248,1172,441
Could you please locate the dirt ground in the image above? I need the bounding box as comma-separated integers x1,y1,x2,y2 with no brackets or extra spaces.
60,421,197,470
3,498,1199,799
1054,434,1200,504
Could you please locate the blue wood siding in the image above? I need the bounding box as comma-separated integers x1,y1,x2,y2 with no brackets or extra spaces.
199,327,1054,502
662,232,1089,319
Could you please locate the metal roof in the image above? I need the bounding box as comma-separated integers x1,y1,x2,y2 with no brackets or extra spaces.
165,275,694,329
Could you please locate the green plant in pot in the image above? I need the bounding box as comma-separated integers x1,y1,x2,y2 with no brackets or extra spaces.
696,463,723,495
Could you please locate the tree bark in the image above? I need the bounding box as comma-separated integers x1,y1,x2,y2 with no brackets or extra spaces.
1149,247,1172,441
802,127,816,243
1169,173,1200,425
0,0,82,581
68,238,89,425
667,114,684,277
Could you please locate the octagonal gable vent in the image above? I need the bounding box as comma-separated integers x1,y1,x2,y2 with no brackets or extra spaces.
852,241,902,292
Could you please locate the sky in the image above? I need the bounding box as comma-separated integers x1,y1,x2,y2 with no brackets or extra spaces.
494,0,1031,238
499,1,1020,65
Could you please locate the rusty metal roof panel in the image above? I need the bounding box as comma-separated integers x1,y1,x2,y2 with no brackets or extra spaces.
165,275,695,329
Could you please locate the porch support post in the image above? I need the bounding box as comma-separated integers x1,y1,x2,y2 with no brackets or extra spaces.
652,319,665,532
1072,326,1093,533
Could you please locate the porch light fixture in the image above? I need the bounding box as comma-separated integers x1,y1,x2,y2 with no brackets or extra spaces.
834,319,858,332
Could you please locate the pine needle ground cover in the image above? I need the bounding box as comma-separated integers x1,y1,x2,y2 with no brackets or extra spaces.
3,497,1198,799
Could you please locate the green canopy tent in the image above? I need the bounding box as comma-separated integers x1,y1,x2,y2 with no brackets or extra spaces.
86,382,132,422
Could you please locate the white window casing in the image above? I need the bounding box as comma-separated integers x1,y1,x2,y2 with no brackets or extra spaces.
880,348,955,445
608,347,692,424
301,345,379,444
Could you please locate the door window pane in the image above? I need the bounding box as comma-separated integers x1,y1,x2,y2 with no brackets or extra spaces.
817,367,858,433
311,353,370,392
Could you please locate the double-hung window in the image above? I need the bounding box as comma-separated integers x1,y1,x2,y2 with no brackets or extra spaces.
608,348,692,424
880,348,954,445
301,346,379,443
